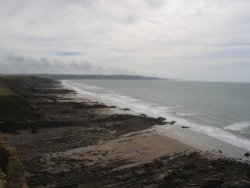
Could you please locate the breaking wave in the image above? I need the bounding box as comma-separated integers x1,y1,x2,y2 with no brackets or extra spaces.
62,80,250,151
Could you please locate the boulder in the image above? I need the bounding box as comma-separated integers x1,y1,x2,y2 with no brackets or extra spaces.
170,121,176,125
244,152,250,157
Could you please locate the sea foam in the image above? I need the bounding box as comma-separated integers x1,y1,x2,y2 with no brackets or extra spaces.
62,80,250,151
224,121,250,131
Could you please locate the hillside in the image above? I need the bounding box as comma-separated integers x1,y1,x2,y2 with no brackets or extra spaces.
0,78,37,123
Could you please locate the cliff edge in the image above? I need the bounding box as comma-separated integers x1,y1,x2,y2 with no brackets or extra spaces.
0,135,27,188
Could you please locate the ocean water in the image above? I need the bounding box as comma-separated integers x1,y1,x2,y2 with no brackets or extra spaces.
63,79,250,151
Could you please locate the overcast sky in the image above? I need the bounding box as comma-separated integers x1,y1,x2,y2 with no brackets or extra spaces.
1,0,250,82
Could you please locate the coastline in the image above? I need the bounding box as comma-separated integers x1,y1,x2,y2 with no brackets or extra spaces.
62,79,250,162
1,76,250,187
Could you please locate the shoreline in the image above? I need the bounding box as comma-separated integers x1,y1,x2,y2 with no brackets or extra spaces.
62,79,250,162
1,76,250,187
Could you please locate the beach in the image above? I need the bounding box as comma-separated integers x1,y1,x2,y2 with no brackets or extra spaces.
1,76,250,187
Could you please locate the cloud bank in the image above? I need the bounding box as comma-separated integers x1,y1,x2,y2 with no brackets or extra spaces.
0,54,144,75
0,0,250,82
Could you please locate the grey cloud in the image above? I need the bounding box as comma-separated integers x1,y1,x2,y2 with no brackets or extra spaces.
110,48,139,53
49,51,84,57
1,0,250,82
181,46,250,61
0,54,99,74
0,54,142,75
143,0,166,8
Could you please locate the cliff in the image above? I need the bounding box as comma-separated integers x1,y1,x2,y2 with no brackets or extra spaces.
0,135,27,188
0,76,51,188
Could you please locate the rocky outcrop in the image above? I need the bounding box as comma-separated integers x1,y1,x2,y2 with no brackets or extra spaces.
0,135,27,188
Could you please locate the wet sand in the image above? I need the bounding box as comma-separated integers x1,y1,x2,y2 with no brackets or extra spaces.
1,77,250,188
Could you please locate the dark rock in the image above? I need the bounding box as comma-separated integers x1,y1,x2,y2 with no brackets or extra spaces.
170,121,176,125
72,103,83,109
244,152,250,157
60,110,69,114
157,117,166,122
123,108,130,111
31,128,38,134
202,179,224,188
181,126,189,129
171,178,185,186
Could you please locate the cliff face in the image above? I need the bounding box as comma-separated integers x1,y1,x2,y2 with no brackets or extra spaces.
0,76,55,187
0,76,56,94
0,135,27,188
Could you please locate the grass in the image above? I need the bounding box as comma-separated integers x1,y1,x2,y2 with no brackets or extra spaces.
0,80,41,123
0,85,15,95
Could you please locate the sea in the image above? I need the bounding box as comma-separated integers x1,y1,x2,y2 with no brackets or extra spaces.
63,79,250,157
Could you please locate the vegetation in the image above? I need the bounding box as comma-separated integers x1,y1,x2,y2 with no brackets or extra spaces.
0,77,41,123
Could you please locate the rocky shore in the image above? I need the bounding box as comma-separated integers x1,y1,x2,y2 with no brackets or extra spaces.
1,76,250,188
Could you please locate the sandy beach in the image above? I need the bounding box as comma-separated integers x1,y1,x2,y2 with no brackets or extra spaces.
1,76,250,187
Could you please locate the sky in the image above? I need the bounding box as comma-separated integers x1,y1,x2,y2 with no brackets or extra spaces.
1,0,250,82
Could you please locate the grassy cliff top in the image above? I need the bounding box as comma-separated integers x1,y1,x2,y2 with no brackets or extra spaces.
0,85,14,95
0,77,42,123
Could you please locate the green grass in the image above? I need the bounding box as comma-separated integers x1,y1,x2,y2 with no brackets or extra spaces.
0,85,15,95
0,83,41,123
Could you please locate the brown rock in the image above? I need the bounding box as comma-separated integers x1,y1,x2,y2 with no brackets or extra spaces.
0,136,28,188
